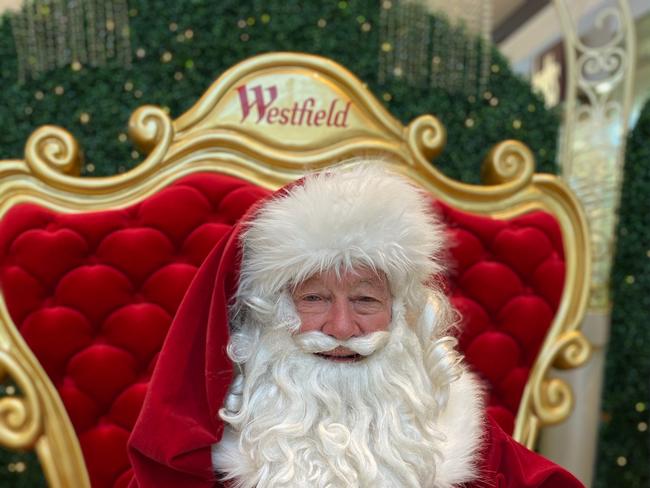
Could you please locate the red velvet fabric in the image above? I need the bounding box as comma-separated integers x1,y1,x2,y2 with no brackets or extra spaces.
437,203,564,434
0,174,270,488
464,416,583,488
128,219,244,488
0,173,567,487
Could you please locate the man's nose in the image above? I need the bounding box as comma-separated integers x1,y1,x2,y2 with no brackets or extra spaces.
322,299,359,340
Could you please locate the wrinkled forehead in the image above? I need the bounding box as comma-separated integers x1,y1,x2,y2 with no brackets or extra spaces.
293,266,391,293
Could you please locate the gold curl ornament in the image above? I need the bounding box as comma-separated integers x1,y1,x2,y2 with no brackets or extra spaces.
532,331,591,425
128,105,174,155
24,126,82,181
535,377,573,425
553,330,592,370
407,114,447,162
481,139,535,187
0,350,42,450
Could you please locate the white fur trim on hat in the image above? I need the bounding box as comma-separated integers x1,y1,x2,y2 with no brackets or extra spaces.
236,162,447,312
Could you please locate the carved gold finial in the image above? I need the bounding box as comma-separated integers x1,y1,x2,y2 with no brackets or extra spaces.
554,330,591,370
128,105,174,154
0,351,41,449
482,139,535,186
536,377,573,425
530,330,591,426
24,126,81,178
407,115,446,161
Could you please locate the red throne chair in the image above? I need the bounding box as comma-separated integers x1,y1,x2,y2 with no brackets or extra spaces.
0,53,591,487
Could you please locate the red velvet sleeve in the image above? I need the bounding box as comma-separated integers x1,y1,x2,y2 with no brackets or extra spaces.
465,415,585,488
127,225,242,488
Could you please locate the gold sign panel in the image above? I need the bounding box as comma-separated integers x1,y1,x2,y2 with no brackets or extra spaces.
173,55,410,156
201,69,381,147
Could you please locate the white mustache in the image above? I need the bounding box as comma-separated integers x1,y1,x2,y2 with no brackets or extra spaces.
294,330,391,356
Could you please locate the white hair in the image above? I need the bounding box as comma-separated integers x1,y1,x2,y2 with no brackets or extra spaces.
212,292,480,488
212,162,485,487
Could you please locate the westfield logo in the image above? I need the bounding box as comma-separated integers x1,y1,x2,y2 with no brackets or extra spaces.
236,84,351,127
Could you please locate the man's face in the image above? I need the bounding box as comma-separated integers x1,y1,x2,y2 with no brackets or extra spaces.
291,267,392,361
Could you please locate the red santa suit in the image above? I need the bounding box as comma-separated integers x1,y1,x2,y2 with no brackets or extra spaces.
127,165,584,488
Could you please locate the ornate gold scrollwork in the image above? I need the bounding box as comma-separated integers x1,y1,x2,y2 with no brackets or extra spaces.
0,349,42,449
537,377,572,426
531,330,591,426
407,114,447,161
481,139,535,187
125,105,175,181
553,330,591,370
128,105,174,155
24,125,82,179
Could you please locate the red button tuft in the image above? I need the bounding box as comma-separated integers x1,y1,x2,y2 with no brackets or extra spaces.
11,228,88,287
451,295,493,351
103,303,172,364
532,257,565,310
460,262,524,316
447,228,485,274
499,367,530,412
109,383,149,431
97,228,174,283
68,345,138,407
138,186,211,244
59,383,101,433
80,425,131,488
22,307,93,381
498,296,553,365
465,331,521,384
55,265,134,324
182,223,232,266
141,263,197,314
493,227,553,279
1,266,46,324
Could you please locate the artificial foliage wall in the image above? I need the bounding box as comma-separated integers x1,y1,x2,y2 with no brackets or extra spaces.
0,0,558,180
594,98,650,488
0,0,557,486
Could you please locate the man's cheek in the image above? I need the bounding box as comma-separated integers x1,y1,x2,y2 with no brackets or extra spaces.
296,315,320,333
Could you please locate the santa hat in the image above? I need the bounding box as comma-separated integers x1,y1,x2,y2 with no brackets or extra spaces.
236,163,447,316
128,162,446,487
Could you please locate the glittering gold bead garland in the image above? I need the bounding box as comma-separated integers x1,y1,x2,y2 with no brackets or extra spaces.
378,0,492,96
9,0,132,82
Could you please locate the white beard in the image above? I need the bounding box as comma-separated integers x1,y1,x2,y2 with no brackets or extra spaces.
212,300,484,488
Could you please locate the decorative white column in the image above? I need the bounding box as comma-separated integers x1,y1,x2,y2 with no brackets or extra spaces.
540,2,636,486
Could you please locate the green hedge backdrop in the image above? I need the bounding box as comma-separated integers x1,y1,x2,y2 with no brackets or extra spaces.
0,0,558,180
594,98,650,488
1,0,644,487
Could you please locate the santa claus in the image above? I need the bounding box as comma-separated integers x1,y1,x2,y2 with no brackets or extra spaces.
128,163,584,488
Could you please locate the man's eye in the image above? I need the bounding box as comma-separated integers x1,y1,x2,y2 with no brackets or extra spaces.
353,296,383,311
356,296,379,303
303,294,322,302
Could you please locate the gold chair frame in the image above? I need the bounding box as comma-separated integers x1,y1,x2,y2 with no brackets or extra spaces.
0,52,591,487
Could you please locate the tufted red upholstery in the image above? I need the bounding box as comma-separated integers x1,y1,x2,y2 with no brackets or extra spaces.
0,173,564,487
0,174,271,488
437,202,565,435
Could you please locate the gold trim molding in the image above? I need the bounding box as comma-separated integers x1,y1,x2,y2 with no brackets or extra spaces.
0,52,591,483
